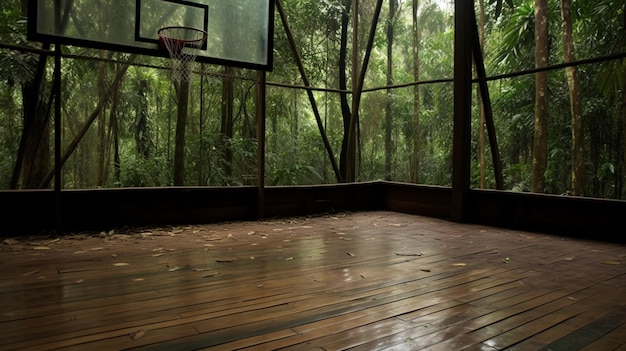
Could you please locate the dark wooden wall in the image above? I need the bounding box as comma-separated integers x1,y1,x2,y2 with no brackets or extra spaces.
1,182,623,243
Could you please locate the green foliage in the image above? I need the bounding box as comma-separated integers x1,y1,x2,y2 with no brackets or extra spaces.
0,0,623,200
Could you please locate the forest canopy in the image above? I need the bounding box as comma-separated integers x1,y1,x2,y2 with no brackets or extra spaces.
0,0,625,200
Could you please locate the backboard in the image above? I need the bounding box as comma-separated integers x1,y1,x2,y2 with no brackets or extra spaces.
28,0,274,71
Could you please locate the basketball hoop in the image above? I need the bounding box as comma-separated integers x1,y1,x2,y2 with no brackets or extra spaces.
158,26,208,83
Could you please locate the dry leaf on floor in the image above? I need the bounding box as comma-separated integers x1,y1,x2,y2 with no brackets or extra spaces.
3,239,19,245
452,263,467,267
75,279,85,284
347,252,355,257
202,272,220,278
168,266,182,272
113,262,130,267
216,258,237,263
32,246,50,250
130,329,145,340
601,261,621,265
395,253,422,257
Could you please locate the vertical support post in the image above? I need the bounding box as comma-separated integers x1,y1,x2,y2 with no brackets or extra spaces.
452,0,473,221
54,43,62,231
256,71,267,219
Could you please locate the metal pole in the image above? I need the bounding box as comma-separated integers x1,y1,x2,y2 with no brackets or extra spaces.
54,43,62,231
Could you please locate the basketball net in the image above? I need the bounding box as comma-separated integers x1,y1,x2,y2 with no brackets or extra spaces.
158,27,207,83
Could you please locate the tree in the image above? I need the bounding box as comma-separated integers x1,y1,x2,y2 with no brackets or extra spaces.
411,0,420,184
385,0,399,180
560,0,584,196
339,0,353,182
10,0,51,189
532,0,549,193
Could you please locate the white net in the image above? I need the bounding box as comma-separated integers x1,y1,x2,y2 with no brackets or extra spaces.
158,27,207,83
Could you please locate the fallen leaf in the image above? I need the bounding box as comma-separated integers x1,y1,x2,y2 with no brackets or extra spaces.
152,253,165,257
248,231,256,236
90,247,104,251
395,253,422,257
216,258,237,263
347,252,355,257
32,246,50,250
168,266,182,272
285,257,294,261
113,262,130,267
360,273,366,279
202,272,220,278
75,279,85,284
421,269,431,272
227,234,236,240
133,278,144,282
130,329,145,340
452,263,467,267
23,270,41,276
192,268,212,272
3,239,19,245
257,284,264,288
602,261,621,265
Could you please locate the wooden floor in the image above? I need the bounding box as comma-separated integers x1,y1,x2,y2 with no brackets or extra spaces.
1,211,625,351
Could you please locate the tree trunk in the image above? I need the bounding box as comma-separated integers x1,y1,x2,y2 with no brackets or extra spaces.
560,0,584,196
531,0,549,193
220,66,235,184
95,59,107,187
339,0,352,182
174,78,190,186
19,79,51,189
11,42,51,189
411,0,420,184
615,5,626,199
135,79,150,159
346,0,360,182
102,85,119,186
385,0,398,181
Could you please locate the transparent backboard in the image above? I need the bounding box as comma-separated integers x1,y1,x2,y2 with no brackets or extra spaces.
28,0,274,70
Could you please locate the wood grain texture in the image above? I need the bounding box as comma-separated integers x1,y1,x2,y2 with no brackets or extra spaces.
1,211,624,350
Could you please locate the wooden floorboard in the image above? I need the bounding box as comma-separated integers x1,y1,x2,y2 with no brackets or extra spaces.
1,211,625,350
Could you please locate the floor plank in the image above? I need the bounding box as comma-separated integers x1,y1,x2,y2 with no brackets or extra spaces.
1,211,625,351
